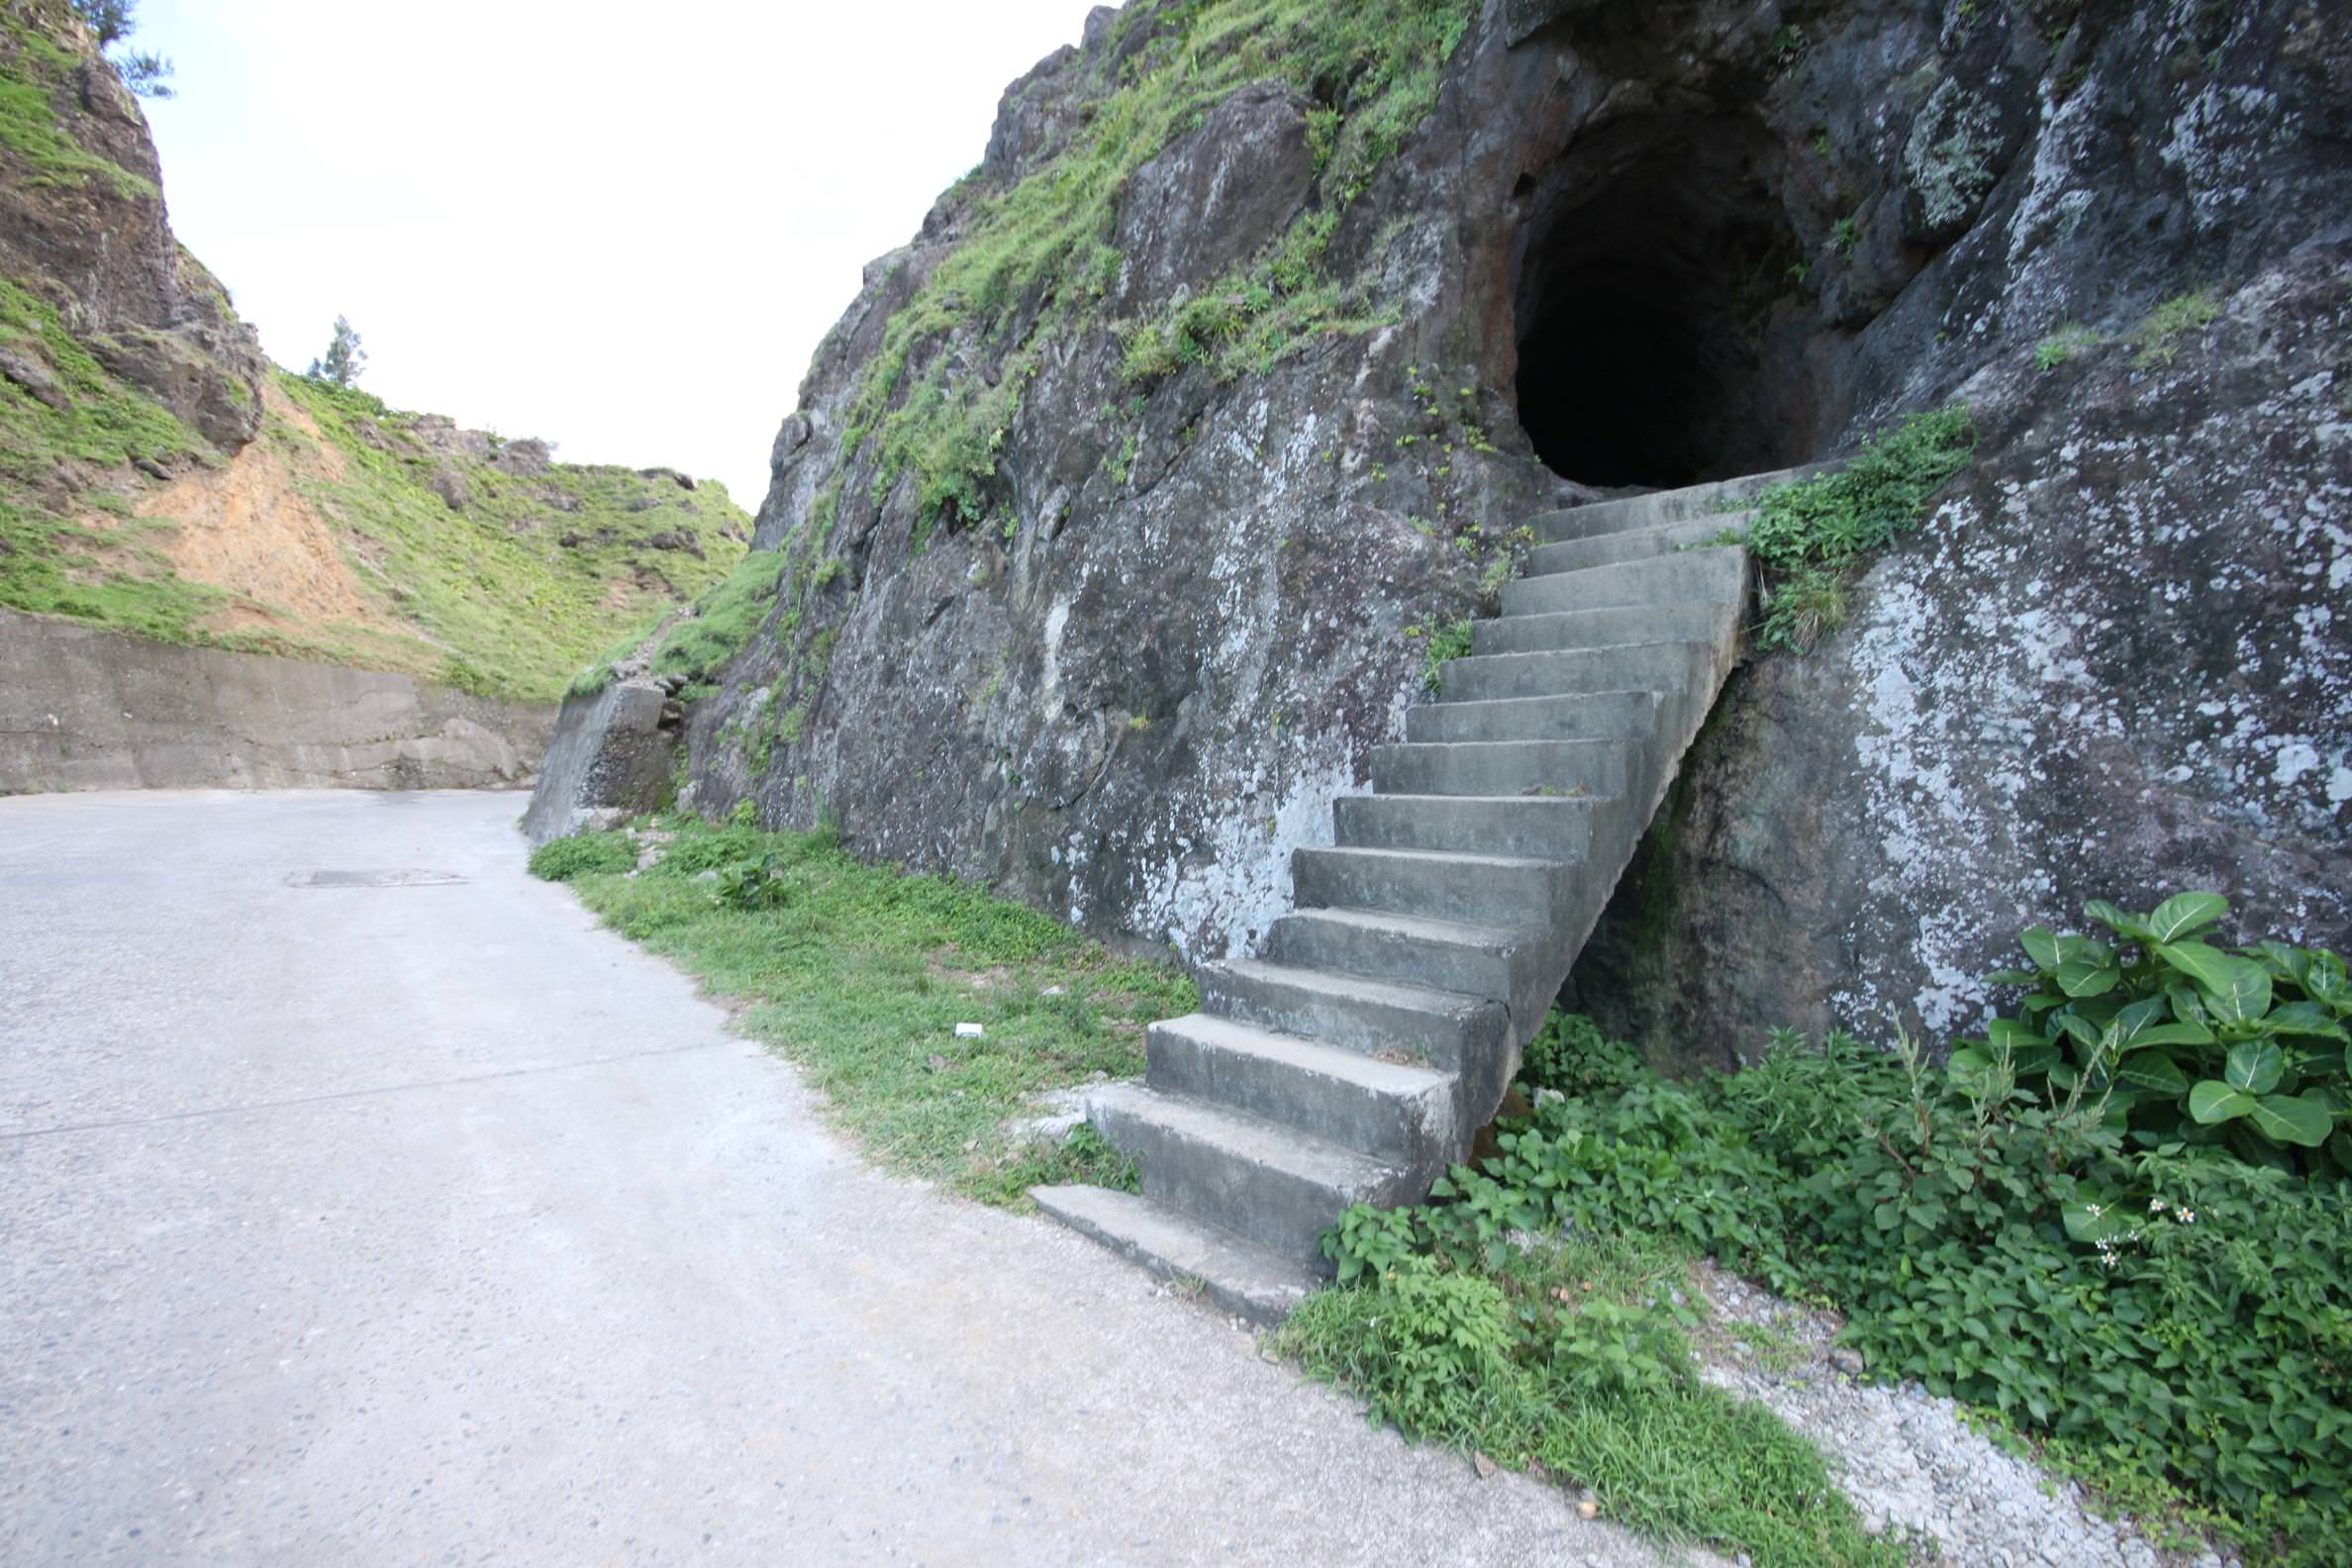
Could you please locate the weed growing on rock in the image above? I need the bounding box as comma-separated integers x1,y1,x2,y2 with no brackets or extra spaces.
538,815,1195,1205
1742,405,1975,652
2034,322,2103,370
2131,290,2220,367
1403,616,1471,692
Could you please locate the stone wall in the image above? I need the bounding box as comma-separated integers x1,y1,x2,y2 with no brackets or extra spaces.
0,611,554,793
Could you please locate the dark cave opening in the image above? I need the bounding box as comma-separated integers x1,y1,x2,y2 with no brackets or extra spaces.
1512,118,1813,490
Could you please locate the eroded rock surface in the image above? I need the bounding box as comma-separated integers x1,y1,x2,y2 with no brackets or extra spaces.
0,11,264,453
658,0,2345,1049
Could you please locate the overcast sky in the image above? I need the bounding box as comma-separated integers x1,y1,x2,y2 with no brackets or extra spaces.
135,0,1104,506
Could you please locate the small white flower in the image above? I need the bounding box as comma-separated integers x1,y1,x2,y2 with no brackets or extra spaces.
2086,1203,2104,1219
2179,1209,2197,1224
2149,1198,2167,1214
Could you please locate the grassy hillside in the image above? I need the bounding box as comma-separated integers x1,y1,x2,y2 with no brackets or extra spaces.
0,356,751,703
0,2,749,704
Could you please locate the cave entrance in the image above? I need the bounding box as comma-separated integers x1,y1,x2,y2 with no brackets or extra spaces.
1512,116,1811,490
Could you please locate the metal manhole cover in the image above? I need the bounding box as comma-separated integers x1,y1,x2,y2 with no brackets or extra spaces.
285,870,466,889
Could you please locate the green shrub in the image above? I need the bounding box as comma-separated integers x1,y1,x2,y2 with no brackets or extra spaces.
1959,891,2348,1176
1361,995,2352,1565
1741,406,1976,651
710,852,792,911
527,832,636,882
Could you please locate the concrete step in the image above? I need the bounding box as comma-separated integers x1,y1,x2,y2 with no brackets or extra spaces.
1332,791,1602,859
1526,514,1743,576
1031,1184,1322,1325
1472,599,1739,658
1437,639,1712,706
1503,545,1749,618
1292,843,1568,929
1371,737,1633,799
1198,957,1504,1070
1266,905,1536,1013
1086,1083,1419,1259
1404,689,1660,745
1528,464,1817,543
1146,1014,1456,1166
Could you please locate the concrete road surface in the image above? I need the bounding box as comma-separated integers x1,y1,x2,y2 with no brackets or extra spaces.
0,790,1664,1565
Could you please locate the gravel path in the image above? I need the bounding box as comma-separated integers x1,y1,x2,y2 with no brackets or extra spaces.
0,789,1666,1566
1693,1265,2234,1568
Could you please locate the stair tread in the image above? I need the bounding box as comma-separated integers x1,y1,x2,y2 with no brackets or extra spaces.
1373,738,1631,768
1418,685,1656,705
1447,637,1708,666
1298,842,1569,873
1332,789,1612,808
1091,1081,1406,1187
1282,904,1537,946
1207,955,1494,1019
1523,542,1749,585
1155,1012,1454,1096
1031,1184,1323,1324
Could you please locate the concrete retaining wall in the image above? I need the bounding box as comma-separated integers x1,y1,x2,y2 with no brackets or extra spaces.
0,610,556,793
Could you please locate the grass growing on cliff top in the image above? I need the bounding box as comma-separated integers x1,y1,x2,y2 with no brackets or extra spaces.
833,0,1476,547
533,813,1193,1202
1737,405,1976,652
0,16,158,200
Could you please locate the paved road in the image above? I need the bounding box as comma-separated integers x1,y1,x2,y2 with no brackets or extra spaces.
0,791,1661,1566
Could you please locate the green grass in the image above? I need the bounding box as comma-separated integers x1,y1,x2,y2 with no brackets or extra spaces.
542,814,1196,1201
1374,1010,2352,1567
646,547,791,682
1277,1232,1905,1568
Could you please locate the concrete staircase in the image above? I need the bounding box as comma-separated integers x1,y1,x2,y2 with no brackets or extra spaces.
1034,467,1796,1322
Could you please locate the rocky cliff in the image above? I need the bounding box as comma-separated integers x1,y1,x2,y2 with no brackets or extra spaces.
665,0,2345,1057
1,1,751,712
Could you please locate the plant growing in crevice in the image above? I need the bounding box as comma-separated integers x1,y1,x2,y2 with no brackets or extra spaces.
1738,404,1975,652
2130,290,2220,367
1404,617,1471,692
2034,323,2103,370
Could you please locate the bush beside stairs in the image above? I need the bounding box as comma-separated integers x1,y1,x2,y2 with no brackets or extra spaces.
1035,467,1800,1322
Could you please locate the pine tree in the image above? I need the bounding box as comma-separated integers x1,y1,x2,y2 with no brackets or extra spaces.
307,318,367,389
68,1,174,99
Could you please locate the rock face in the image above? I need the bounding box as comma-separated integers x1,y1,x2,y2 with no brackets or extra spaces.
667,0,2346,1056
0,6,264,453
1569,249,2352,1065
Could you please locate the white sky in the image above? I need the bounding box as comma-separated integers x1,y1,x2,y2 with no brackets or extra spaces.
135,0,1104,505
